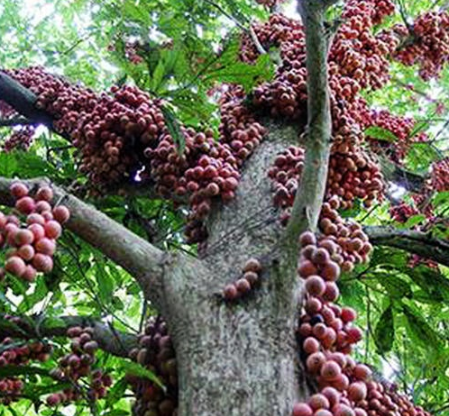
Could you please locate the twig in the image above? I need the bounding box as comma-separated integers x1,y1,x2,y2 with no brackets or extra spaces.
204,0,267,54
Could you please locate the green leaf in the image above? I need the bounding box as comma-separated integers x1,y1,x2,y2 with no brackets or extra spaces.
95,263,114,306
106,377,129,406
151,59,166,92
375,273,412,298
161,105,185,154
22,382,73,401
409,267,449,302
115,359,165,390
365,126,398,142
374,304,395,353
403,214,426,228
402,304,442,350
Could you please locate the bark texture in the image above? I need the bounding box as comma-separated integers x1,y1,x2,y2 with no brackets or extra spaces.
161,124,311,416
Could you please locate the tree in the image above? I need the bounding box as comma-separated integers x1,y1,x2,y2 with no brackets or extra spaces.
0,0,449,415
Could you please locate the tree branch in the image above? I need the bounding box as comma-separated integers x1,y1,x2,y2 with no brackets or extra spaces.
0,315,137,358
0,117,35,127
379,155,427,192
365,225,449,267
0,72,52,126
285,0,333,243
0,72,71,140
0,177,170,311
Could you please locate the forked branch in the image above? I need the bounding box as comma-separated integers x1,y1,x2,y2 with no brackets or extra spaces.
0,177,170,311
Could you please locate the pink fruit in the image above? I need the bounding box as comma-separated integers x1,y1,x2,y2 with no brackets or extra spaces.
18,244,35,261
15,229,35,246
32,254,54,273
5,256,26,277
223,284,238,300
309,393,330,410
348,382,367,402
292,403,313,416
46,393,61,406
35,200,52,213
10,182,29,198
334,404,355,416
35,238,56,255
321,387,340,407
236,278,251,294
52,205,70,224
22,265,37,282
347,327,363,344
27,213,45,226
44,221,62,239
16,197,35,214
354,364,372,381
297,260,317,278
36,186,54,202
321,360,341,381
28,223,46,240
299,231,316,247
306,352,326,373
305,275,326,296
303,337,320,354
341,307,357,323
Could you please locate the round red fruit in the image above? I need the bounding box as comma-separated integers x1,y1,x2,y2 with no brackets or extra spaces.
10,182,29,199
52,206,70,224
292,403,313,416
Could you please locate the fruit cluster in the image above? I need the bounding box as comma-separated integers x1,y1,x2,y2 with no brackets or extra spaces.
0,182,70,282
0,315,52,405
125,41,145,65
392,11,449,80
3,68,267,245
223,257,262,300
127,316,178,416
430,157,449,192
366,111,427,164
292,231,431,416
319,198,372,273
268,145,305,222
2,126,36,153
326,152,383,210
389,202,419,224
46,326,112,406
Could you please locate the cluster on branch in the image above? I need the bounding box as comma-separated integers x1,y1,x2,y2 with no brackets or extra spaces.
1,0,449,413
47,326,112,406
366,111,427,164
0,182,70,282
293,231,431,416
0,315,52,405
127,316,177,416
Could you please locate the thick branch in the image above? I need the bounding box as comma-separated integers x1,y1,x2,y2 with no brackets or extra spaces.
0,315,137,358
286,1,333,242
0,117,35,127
365,225,449,267
0,72,72,142
0,72,52,126
0,177,169,311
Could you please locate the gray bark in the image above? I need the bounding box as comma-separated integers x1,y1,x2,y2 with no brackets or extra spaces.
161,123,311,416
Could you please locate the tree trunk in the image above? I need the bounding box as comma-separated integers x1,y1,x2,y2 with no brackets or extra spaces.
162,121,312,416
